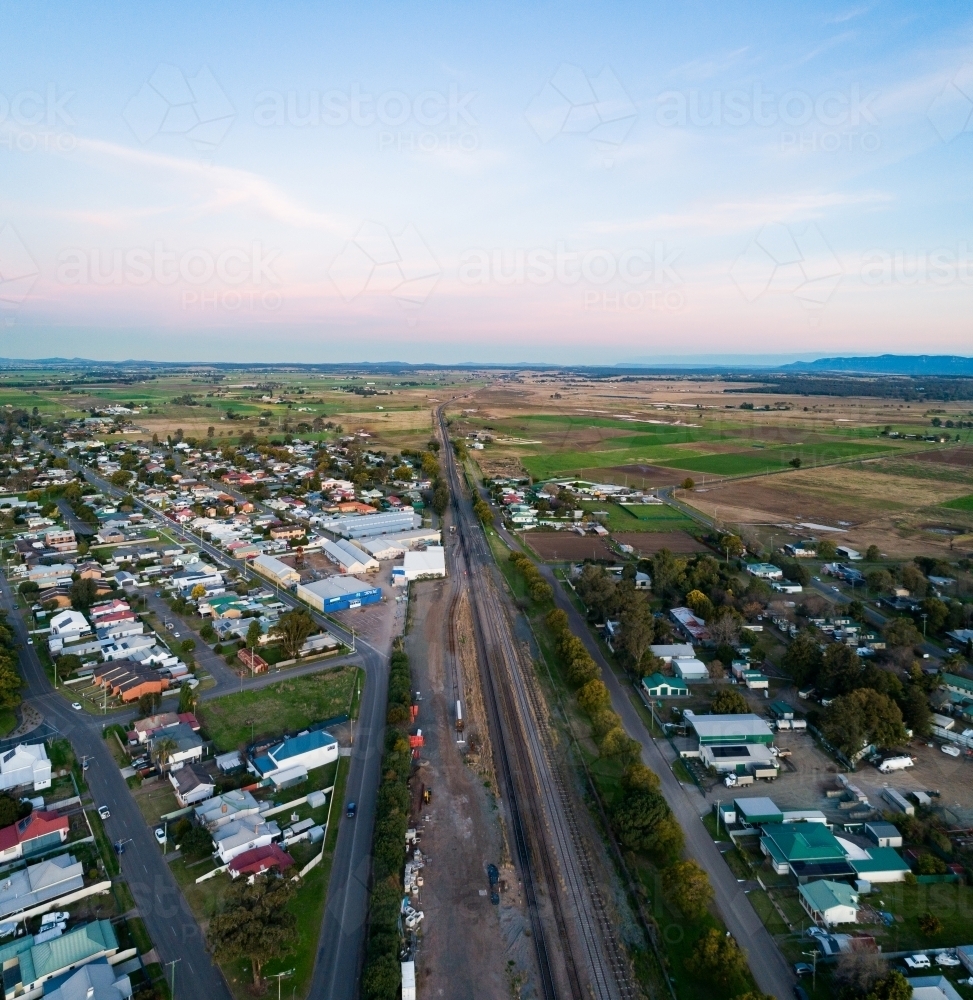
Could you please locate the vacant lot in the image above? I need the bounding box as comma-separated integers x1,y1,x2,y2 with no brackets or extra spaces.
199,666,360,751
612,531,709,555
913,446,973,467
526,533,616,562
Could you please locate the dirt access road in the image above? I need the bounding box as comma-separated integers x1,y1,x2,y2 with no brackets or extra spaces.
405,573,537,1000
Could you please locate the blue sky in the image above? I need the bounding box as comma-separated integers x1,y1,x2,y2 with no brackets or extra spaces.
1,0,971,362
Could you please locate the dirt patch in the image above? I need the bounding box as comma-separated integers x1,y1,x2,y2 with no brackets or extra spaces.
404,579,536,1000
912,447,973,467
525,533,616,562
610,464,697,486
612,531,709,555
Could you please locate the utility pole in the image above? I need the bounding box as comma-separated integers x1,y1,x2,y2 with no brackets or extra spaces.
166,958,181,999
271,969,294,1000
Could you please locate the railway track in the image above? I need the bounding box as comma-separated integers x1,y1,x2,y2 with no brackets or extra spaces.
438,406,634,1000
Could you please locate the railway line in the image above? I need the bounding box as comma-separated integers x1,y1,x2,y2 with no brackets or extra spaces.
438,405,634,1000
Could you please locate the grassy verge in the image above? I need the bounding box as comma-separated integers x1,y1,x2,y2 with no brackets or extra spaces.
86,807,120,877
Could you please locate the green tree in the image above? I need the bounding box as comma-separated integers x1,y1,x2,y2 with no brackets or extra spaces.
711,688,748,714
246,618,262,650
884,616,921,648
821,689,906,758
718,533,745,559
685,589,715,621
865,971,913,1000
817,539,838,560
0,793,29,828
577,678,611,715
613,791,683,860
621,762,660,794
783,628,823,686
918,911,943,935
691,928,748,987
651,548,688,601
898,685,932,737
178,824,214,859
662,860,713,918
920,597,948,634
271,608,315,658
69,577,98,611
867,568,893,594
599,726,641,762
681,478,694,490
619,601,655,672
865,545,881,562
208,876,297,988
109,470,131,487
431,480,449,517
152,735,178,767
900,563,928,598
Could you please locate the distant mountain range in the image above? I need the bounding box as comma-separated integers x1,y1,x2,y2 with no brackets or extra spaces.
782,355,973,376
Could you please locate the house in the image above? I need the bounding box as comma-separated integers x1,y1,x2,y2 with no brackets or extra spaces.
250,554,301,588
213,817,281,864
150,723,203,768
0,811,69,862
907,976,965,1000
641,673,689,698
0,853,88,922
169,763,215,807
683,710,776,773
864,821,903,848
92,660,168,703
28,564,74,589
798,879,859,925
251,729,338,780
849,846,910,883
297,577,382,612
784,541,817,558
745,563,784,581
196,789,261,830
634,571,651,590
320,538,380,574
401,547,446,581
0,920,122,997
238,648,268,674
130,712,180,744
269,524,305,541
649,643,695,663
669,607,709,642
44,529,76,553
48,609,90,639
0,743,52,792
198,594,248,618
35,958,131,1000
227,844,295,879
671,657,709,683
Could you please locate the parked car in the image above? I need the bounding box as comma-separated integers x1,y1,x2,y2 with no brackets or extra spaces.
154,828,167,845
904,954,931,970
794,963,813,978
26,638,32,645
794,986,810,1000
71,702,82,711
942,744,961,758
40,911,69,926
97,806,110,820
346,802,357,818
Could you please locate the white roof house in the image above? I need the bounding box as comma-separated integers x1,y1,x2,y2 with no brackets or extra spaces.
672,657,709,682
402,547,446,582
649,644,695,663
0,852,85,921
48,610,90,637
0,743,51,792
213,817,281,864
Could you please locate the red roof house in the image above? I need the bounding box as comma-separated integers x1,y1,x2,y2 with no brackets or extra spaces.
227,844,294,879
0,810,69,862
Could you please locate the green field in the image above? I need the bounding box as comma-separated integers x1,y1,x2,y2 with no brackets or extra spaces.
198,667,360,751
590,502,697,532
942,493,973,511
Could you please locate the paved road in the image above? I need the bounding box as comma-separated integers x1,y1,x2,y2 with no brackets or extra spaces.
0,571,233,1000
541,567,796,1000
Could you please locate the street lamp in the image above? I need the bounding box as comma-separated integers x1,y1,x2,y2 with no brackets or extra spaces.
921,613,928,639
270,970,294,1000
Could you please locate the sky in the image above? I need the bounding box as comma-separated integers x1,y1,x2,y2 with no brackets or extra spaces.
1,0,972,364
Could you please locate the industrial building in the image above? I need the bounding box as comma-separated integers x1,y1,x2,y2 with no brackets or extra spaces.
322,510,422,539
399,546,446,582
250,554,301,588
358,528,442,559
320,538,379,574
682,710,776,773
297,576,382,612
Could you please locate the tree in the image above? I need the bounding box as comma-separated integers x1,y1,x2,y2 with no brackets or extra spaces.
834,952,888,999
613,791,684,860
69,577,98,611
209,876,297,987
109,470,131,487
651,549,687,601
619,601,655,672
577,678,611,715
431,480,450,517
190,583,207,601
918,911,943,935
718,534,745,559
898,685,932,737
707,659,725,680
685,589,715,621
179,823,214,859
177,683,198,715
884,616,921,648
711,688,748,714
708,612,740,647
0,793,29,828
920,597,948,635
820,689,906,757
681,478,694,490
866,568,893,594
621,762,660,794
691,928,748,987
789,456,801,468
600,726,641,762
900,563,928,598
783,628,823,686
246,618,262,650
271,609,315,658
662,860,713,918
817,539,838,560
137,692,160,717
865,544,881,562
153,735,178,768
865,971,913,1000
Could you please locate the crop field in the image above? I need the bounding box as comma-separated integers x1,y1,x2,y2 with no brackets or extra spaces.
612,530,710,555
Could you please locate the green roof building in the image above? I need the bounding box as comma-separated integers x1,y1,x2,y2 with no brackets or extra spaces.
798,879,859,926
760,823,854,880
641,673,688,698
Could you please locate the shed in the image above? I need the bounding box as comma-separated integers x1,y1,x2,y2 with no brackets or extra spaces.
798,879,859,925
672,657,708,683
864,822,902,848
735,796,783,826
769,700,794,720
641,673,689,699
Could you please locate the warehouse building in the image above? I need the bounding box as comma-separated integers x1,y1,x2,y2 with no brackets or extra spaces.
322,511,421,539
400,546,446,582
358,528,442,559
320,538,379,574
250,554,301,588
297,576,382,612
683,709,776,773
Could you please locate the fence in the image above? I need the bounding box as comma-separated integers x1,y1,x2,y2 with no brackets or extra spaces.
933,725,973,750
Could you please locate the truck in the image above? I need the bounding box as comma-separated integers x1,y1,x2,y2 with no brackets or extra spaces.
724,773,754,787
878,755,914,774
752,765,778,781
455,700,464,733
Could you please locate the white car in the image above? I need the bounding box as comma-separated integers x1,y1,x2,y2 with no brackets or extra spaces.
942,744,961,758
97,806,110,820
904,955,931,970
26,638,33,645
961,728,973,739
71,702,82,711
40,911,69,926
154,827,167,845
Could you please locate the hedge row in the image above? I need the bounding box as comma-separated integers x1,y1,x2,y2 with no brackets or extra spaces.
361,644,414,1000
545,608,684,864
508,551,553,603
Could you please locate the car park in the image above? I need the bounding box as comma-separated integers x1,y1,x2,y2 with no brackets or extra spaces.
97,806,110,820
